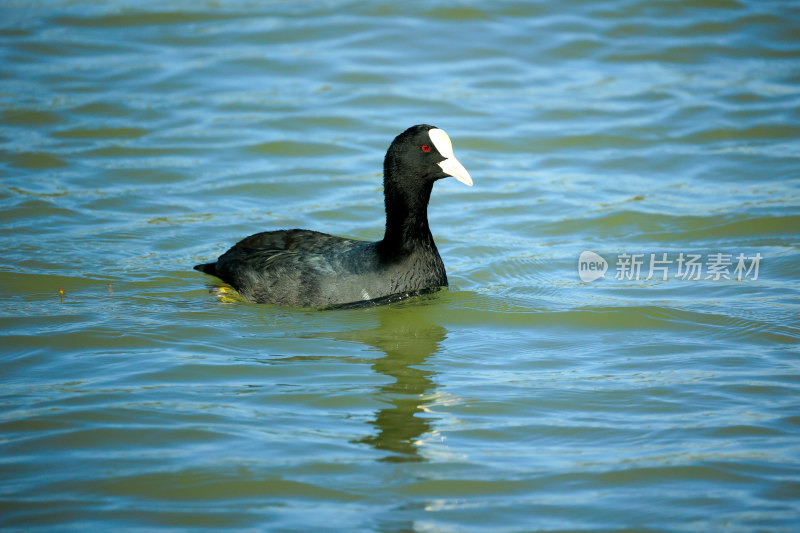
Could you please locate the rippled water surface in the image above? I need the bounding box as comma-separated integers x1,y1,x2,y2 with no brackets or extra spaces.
2,0,799,530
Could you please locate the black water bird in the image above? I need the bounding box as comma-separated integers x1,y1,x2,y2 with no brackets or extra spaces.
193,124,473,307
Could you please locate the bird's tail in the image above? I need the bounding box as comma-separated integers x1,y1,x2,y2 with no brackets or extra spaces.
193,262,217,275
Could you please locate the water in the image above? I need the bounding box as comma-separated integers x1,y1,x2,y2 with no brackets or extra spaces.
2,0,799,530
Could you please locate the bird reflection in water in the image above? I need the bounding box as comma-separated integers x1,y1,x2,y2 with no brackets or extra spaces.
331,302,447,462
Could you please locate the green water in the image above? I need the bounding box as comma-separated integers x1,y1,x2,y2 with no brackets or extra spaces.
2,0,799,530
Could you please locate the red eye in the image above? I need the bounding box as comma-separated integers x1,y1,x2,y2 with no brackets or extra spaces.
421,144,430,152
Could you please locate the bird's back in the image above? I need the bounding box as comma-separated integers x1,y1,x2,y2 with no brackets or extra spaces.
195,229,361,306
194,228,446,308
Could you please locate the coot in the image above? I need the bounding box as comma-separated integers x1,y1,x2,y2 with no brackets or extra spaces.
194,124,473,307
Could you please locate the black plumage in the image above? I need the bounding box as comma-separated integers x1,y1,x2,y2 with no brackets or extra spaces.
194,124,473,308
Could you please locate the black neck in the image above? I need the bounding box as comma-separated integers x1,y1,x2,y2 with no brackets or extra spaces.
379,180,435,259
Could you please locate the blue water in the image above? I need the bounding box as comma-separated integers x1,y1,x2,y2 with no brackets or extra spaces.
1,0,799,530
